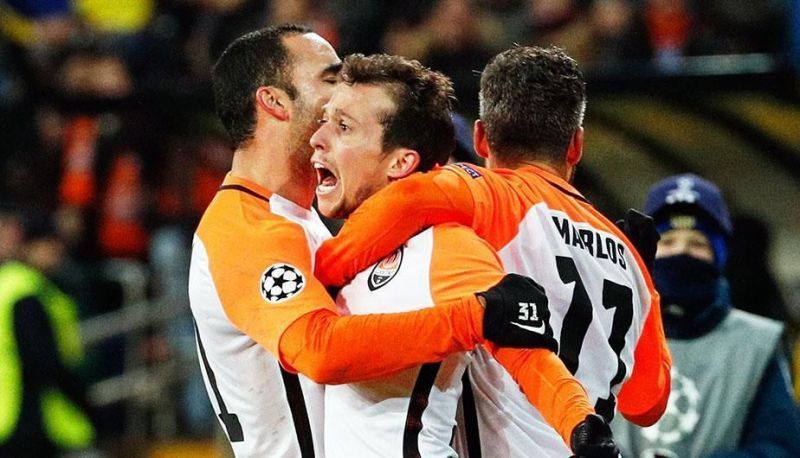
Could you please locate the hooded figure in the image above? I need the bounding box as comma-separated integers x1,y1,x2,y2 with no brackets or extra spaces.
645,173,733,339
612,174,800,458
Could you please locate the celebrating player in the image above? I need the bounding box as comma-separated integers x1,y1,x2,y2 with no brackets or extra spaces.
311,53,617,458
189,26,561,457
315,46,672,455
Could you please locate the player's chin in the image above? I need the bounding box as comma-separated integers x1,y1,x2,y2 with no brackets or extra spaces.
315,194,342,219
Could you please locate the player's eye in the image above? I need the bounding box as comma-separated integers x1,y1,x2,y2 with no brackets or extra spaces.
317,117,328,125
338,121,350,132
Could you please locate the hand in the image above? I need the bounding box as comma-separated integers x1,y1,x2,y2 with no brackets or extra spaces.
570,414,621,458
616,208,659,272
478,273,558,351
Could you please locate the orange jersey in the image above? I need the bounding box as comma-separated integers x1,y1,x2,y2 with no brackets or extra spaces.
326,224,592,456
190,174,487,456
316,163,672,427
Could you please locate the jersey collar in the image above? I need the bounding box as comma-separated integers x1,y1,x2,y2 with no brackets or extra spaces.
220,173,273,202
518,164,589,204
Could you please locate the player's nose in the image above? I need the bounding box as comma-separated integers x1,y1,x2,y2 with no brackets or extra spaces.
310,123,328,152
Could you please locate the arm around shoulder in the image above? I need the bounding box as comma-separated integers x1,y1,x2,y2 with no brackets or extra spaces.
315,170,475,287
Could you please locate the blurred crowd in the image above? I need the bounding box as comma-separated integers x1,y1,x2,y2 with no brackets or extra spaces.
0,0,790,224
0,0,796,451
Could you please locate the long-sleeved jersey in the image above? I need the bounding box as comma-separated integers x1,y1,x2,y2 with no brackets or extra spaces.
326,223,592,457
189,174,487,457
315,163,672,433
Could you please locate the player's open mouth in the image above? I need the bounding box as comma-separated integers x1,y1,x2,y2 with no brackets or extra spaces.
313,162,338,195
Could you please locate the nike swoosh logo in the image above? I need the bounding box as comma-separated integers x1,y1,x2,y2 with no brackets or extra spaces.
510,321,546,334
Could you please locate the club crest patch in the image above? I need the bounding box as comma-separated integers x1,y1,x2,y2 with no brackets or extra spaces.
368,247,404,291
260,263,305,303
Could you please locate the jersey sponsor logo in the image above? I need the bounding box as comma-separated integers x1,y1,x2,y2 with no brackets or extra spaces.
450,162,482,179
260,263,306,303
368,247,404,291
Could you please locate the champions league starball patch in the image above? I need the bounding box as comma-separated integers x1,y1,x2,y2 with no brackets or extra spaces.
368,247,404,291
260,263,306,303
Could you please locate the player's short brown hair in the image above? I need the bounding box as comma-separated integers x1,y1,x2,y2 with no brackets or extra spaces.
341,53,456,172
212,24,311,148
479,46,586,165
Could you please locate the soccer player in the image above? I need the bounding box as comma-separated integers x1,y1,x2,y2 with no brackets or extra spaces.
311,53,617,457
189,26,560,457
315,46,672,455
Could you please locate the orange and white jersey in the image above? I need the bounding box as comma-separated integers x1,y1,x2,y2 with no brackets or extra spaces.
325,224,504,458
317,163,671,440
456,346,574,457
189,174,334,457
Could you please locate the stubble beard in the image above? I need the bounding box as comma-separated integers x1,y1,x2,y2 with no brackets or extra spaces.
286,99,319,192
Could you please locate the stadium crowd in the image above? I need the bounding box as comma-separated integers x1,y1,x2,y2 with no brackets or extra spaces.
0,0,798,456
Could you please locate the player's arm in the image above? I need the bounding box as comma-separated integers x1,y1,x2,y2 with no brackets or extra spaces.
281,273,565,384
609,216,671,427
206,219,544,385
207,218,488,384
279,295,484,384
430,226,600,452
315,168,476,287
487,345,596,449
616,292,671,426
477,275,597,450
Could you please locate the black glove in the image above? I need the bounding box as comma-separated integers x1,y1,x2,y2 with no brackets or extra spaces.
570,414,621,458
478,273,558,351
616,208,660,272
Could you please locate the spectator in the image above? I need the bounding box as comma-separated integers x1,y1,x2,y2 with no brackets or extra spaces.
55,46,162,261
585,0,650,69
383,0,496,116
612,174,800,458
0,205,96,456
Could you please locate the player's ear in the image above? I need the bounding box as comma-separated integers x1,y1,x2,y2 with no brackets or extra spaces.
387,148,420,179
566,127,584,166
473,119,490,159
256,86,290,121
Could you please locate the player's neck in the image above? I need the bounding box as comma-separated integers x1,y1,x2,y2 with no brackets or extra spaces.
231,140,315,209
493,157,568,180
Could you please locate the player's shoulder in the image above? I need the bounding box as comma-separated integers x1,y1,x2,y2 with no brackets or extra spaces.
196,190,308,258
442,162,488,180
431,223,498,260
431,222,483,244
438,162,515,196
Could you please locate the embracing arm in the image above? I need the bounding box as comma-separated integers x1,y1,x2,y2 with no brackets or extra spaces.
489,345,594,448
278,294,484,384
315,170,475,287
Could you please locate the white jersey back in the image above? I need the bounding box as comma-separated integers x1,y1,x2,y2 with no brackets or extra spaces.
459,203,652,457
